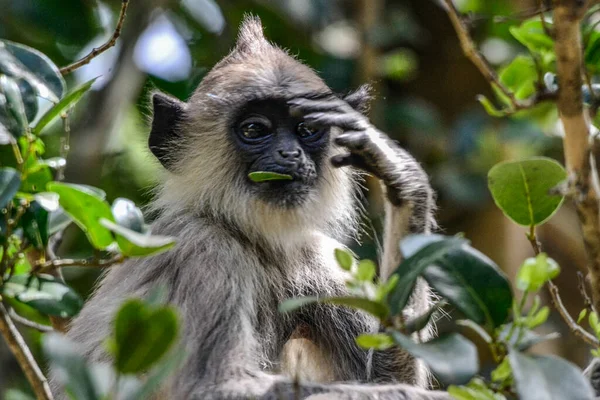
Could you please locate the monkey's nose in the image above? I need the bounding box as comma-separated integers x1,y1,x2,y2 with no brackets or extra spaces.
278,149,301,159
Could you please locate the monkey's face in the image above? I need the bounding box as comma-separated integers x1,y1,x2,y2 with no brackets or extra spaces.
232,99,329,208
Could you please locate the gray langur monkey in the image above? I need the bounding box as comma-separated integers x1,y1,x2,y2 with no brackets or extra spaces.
51,16,449,400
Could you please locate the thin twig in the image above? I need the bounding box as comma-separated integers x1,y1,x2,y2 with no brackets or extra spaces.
34,254,125,274
8,308,53,333
548,281,599,346
489,5,552,23
59,0,130,75
0,303,54,399
527,226,600,346
578,271,595,312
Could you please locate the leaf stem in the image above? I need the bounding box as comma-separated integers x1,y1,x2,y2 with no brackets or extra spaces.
0,302,54,399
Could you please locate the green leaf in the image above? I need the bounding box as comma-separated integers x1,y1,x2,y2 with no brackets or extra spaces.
356,259,376,282
585,31,600,73
248,171,293,182
278,296,319,313
590,312,600,338
499,56,537,100
0,40,65,102
488,157,567,226
122,346,187,400
112,299,180,374
21,164,52,193
498,323,560,351
33,77,97,135
449,378,507,400
476,95,506,117
334,248,353,271
43,333,100,400
388,235,467,316
112,197,145,233
2,274,83,317
391,332,479,385
324,297,389,320
526,306,550,329
47,182,115,250
423,245,513,329
100,219,176,257
491,357,512,383
509,351,594,400
356,333,394,350
516,253,560,292
21,200,49,249
0,75,28,135
0,167,21,208
4,389,36,400
509,20,554,53
578,309,588,324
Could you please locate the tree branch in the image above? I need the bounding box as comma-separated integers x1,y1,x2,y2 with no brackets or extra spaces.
0,302,54,399
59,0,130,75
34,254,125,274
553,0,600,316
8,308,53,333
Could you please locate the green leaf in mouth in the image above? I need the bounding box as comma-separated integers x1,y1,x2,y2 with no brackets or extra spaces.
248,171,293,182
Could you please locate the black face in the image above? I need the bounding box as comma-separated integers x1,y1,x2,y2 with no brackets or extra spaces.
231,99,329,207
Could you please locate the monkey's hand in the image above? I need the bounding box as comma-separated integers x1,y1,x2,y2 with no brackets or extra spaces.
289,96,435,233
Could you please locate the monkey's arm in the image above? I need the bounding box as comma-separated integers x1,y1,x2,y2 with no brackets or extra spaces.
289,96,436,279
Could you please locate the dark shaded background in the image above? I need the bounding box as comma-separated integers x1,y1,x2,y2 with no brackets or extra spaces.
0,0,588,396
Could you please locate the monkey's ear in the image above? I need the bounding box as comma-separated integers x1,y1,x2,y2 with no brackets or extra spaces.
149,92,187,170
235,15,267,52
343,84,373,115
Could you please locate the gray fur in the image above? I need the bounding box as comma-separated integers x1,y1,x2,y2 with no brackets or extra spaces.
49,16,448,400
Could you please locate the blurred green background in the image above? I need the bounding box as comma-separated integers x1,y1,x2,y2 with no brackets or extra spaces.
0,0,589,396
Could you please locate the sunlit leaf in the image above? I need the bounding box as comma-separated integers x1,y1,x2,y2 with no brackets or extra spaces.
499,56,537,100
47,182,114,250
0,40,65,102
488,157,567,226
0,75,28,135
100,218,176,257
33,77,97,135
2,274,83,317
516,253,560,292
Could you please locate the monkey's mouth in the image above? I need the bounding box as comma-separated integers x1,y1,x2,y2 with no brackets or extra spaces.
251,177,316,208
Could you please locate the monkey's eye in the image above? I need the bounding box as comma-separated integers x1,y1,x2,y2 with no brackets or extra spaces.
297,122,322,139
240,122,270,140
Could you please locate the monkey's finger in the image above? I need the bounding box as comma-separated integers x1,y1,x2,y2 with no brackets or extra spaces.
288,98,348,117
334,131,369,150
304,112,364,131
331,153,377,175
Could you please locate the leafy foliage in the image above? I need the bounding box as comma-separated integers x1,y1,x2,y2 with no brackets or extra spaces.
0,38,181,399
